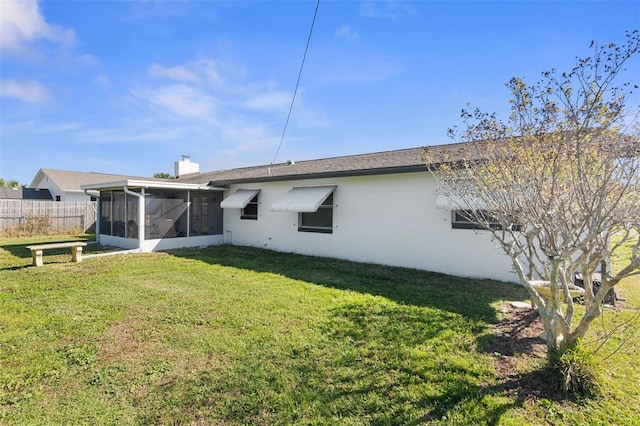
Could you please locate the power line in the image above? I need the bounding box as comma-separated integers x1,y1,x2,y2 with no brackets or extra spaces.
271,0,320,165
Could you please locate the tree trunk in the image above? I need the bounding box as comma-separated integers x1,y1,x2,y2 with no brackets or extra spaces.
512,257,572,356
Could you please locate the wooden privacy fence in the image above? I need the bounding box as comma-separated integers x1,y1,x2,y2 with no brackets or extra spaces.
0,200,97,235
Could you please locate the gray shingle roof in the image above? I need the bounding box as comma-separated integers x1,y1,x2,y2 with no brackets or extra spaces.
176,146,435,186
174,142,479,186
0,187,24,199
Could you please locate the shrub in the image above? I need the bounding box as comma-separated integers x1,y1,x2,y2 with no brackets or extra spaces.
548,339,602,397
1,215,83,237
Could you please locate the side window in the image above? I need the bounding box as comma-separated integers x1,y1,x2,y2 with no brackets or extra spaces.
451,210,501,230
241,194,258,220
299,193,333,233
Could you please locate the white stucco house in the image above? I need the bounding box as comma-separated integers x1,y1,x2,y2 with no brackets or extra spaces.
81,145,517,282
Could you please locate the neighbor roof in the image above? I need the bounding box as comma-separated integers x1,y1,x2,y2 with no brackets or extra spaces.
30,169,167,191
0,187,53,200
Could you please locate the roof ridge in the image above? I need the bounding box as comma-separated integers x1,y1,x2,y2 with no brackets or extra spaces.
285,146,425,164
42,168,138,176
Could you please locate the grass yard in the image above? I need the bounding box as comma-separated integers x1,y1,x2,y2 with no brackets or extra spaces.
1,235,639,425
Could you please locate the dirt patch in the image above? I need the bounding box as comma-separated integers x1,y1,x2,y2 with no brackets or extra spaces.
99,321,146,363
487,303,562,402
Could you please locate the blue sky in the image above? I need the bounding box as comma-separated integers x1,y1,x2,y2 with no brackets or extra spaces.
1,0,639,184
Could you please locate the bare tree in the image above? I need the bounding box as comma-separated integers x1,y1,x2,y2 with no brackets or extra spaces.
424,32,640,363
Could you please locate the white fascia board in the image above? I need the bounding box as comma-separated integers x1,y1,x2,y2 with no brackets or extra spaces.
28,169,45,188
81,179,226,191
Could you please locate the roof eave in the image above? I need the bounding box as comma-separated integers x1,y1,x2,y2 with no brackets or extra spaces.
208,164,428,186
28,169,46,188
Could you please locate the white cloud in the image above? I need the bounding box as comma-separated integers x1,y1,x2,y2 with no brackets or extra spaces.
74,121,188,145
138,58,300,120
96,74,111,87
0,79,52,103
124,55,324,164
148,59,222,86
244,90,292,110
149,63,200,84
336,25,358,41
130,84,217,121
360,1,417,19
0,0,75,55
38,122,83,133
76,53,100,67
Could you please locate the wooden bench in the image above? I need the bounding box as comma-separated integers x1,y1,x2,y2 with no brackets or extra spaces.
26,242,87,267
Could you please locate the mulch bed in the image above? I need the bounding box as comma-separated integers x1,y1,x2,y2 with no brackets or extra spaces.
488,297,629,404
487,303,562,402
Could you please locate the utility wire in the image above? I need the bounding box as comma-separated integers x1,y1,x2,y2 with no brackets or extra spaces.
271,0,320,165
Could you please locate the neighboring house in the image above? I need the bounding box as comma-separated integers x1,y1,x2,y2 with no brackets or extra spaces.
0,187,53,200
29,169,158,202
81,144,517,283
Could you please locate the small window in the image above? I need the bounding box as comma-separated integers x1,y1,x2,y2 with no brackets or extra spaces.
241,195,258,220
55,195,61,202
452,210,501,230
299,193,333,233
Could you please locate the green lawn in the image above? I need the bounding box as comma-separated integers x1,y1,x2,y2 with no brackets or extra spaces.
1,235,639,425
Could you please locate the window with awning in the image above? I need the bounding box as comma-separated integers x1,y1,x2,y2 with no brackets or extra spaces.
272,186,336,233
271,185,335,212
220,189,260,209
221,189,261,220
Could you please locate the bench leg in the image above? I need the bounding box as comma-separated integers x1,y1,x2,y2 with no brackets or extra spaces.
71,246,83,263
31,250,44,267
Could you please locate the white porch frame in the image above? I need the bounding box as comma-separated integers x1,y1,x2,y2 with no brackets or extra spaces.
81,179,227,252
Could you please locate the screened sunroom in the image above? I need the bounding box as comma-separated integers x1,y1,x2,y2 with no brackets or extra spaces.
81,180,225,252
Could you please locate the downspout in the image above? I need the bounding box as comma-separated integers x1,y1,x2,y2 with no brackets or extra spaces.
187,190,191,237
123,186,145,250
84,189,99,244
